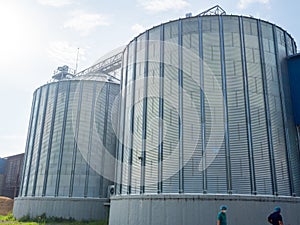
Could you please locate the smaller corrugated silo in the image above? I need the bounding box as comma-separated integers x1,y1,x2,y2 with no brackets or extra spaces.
14,71,120,221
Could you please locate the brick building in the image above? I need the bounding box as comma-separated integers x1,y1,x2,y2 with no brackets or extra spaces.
0,154,24,198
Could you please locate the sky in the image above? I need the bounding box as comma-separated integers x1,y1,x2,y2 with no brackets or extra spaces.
0,0,299,158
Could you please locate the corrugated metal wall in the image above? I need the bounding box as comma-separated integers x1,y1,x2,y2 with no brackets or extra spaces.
116,15,300,197
19,79,119,198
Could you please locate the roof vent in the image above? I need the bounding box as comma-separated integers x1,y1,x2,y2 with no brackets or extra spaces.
185,12,192,18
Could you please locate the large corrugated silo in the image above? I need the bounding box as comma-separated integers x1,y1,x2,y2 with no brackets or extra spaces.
110,12,300,225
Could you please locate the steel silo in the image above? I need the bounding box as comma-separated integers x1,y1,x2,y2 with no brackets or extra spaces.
14,75,119,221
111,14,300,225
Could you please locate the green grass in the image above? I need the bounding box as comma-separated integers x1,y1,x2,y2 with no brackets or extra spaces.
0,214,38,224
0,213,15,221
0,213,107,225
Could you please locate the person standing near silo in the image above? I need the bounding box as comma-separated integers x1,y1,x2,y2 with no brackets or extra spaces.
268,207,284,225
217,205,228,225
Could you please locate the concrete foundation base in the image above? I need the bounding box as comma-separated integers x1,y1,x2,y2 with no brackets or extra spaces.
13,197,109,221
109,194,300,225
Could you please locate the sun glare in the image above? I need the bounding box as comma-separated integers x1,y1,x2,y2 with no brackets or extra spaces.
0,3,34,66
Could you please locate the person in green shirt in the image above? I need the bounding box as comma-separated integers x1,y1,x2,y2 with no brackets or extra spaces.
217,205,228,225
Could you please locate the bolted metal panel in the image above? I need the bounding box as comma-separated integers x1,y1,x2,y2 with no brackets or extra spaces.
20,79,119,200
117,14,299,197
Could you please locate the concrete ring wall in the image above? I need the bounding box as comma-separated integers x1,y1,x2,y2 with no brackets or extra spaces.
14,197,109,221
109,194,300,225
